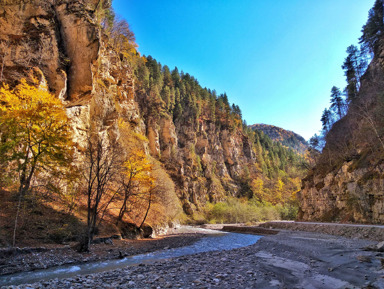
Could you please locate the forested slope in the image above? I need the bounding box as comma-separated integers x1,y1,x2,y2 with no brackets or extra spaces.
0,0,307,246
250,124,308,154
298,0,384,223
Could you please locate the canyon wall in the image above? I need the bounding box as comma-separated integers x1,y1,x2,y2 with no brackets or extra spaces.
298,39,384,224
0,0,256,216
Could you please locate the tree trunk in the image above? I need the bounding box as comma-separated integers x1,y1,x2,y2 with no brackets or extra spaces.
12,191,24,247
139,190,152,229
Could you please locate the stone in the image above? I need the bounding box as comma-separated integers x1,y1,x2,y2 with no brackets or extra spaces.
376,241,384,252
141,224,153,239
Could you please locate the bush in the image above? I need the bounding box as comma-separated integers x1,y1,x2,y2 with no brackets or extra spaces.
203,197,298,224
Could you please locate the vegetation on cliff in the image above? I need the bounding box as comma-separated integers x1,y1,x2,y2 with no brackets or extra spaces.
299,0,384,223
0,0,309,247
250,124,308,154
132,53,308,220
309,0,384,172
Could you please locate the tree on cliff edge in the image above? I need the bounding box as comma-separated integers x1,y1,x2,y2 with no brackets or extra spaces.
360,0,384,54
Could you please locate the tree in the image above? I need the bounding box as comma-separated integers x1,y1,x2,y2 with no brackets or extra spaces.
342,45,367,101
116,150,154,223
351,100,384,151
320,108,333,133
161,86,171,111
109,17,138,74
251,178,264,201
360,0,384,54
110,17,136,50
162,65,173,87
330,86,345,119
0,79,74,246
80,136,121,252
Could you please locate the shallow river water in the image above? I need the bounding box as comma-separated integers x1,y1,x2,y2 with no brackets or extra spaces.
0,229,261,287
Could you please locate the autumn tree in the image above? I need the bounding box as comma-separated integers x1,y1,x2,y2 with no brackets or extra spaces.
109,16,140,80
116,150,154,223
0,79,74,246
147,162,181,224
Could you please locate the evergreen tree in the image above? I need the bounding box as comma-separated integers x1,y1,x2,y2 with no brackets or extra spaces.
360,0,384,54
341,45,367,101
162,65,173,87
309,134,320,150
209,95,216,122
330,86,345,119
171,67,181,87
321,108,332,133
161,86,171,110
173,103,183,122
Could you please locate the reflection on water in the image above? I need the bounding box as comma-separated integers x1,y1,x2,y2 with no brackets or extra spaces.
0,230,261,286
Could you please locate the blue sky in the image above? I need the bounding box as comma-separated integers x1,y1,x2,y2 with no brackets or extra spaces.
112,0,375,140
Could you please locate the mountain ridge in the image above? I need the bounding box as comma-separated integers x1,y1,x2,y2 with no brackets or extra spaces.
249,123,308,154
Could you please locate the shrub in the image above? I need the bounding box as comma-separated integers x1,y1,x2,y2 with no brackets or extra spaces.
203,197,298,224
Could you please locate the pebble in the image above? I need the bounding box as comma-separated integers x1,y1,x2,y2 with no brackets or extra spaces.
3,231,381,289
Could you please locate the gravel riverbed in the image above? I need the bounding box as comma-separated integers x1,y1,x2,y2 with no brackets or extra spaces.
2,228,384,289
0,230,204,276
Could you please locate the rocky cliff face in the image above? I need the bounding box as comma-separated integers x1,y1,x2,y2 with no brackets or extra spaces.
298,161,384,223
0,0,103,101
298,39,384,224
0,0,256,216
155,115,255,214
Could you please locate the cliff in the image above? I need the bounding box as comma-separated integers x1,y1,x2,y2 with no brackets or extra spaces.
250,124,308,154
298,35,384,223
0,0,256,220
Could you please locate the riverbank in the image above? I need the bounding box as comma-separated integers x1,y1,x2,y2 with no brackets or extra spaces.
259,221,384,241
2,224,384,288
0,227,205,276
3,229,384,289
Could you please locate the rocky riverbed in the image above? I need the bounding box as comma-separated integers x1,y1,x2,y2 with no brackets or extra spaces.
2,227,384,289
259,221,384,241
0,228,204,276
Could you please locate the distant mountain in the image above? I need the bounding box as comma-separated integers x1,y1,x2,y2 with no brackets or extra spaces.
249,124,308,154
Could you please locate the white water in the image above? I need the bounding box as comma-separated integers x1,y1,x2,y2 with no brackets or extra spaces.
0,230,261,287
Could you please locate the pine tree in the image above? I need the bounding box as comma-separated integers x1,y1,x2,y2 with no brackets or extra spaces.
341,45,367,101
162,65,173,87
321,108,332,133
171,67,181,87
360,0,384,54
161,86,171,111
330,86,345,119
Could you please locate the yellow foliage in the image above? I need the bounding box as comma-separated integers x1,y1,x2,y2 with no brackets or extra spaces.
251,178,264,199
0,80,73,193
124,150,154,185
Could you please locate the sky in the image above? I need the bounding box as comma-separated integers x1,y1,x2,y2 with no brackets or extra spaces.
112,0,375,140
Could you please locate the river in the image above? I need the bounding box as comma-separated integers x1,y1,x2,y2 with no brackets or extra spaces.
0,229,261,287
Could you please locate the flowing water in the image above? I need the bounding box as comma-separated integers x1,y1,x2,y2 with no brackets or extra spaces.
0,229,261,287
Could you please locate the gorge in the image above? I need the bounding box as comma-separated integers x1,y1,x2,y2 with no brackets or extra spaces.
1,0,384,288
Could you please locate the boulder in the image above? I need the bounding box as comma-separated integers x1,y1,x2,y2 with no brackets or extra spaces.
117,222,141,239
140,224,153,238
